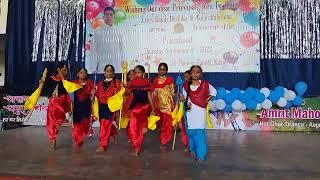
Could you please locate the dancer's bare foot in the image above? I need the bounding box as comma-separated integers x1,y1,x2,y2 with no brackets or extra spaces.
113,136,118,145
160,144,167,150
197,159,204,163
134,149,140,156
73,144,80,152
96,147,105,152
49,139,56,150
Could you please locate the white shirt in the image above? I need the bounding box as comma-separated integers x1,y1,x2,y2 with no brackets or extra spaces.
183,81,217,129
91,24,124,73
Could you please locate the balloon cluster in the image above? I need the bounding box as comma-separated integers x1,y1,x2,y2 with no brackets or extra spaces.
209,82,308,113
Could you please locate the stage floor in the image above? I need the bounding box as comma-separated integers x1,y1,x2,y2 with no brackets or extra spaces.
0,127,319,179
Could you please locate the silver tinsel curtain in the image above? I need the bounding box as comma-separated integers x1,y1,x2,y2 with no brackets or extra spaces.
260,0,320,59
31,0,85,62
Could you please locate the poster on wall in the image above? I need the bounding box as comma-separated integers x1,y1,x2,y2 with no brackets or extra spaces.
0,0,8,34
85,0,260,73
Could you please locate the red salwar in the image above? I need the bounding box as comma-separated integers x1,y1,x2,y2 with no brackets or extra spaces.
45,75,71,140
127,78,151,153
47,94,70,140
72,80,94,147
96,79,121,150
152,76,175,145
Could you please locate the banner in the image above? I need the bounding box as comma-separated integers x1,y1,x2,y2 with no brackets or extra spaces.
85,0,260,73
208,97,320,131
0,0,8,34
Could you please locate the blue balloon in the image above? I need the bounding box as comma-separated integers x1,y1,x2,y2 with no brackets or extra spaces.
224,93,236,104
217,87,227,99
295,82,308,97
246,100,257,110
239,92,250,103
231,88,241,98
224,104,233,113
245,87,258,98
274,86,285,97
243,10,259,27
268,90,281,103
293,96,303,107
284,101,293,109
254,92,266,103
211,96,218,101
136,0,154,7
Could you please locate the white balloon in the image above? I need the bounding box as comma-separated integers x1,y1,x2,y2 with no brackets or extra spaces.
260,87,270,98
262,99,272,109
284,90,296,101
215,99,226,110
209,100,217,111
232,100,242,111
226,90,231,93
284,88,289,94
277,97,287,108
241,103,247,111
256,103,262,110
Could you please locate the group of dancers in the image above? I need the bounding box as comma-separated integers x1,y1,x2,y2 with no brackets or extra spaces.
38,62,217,162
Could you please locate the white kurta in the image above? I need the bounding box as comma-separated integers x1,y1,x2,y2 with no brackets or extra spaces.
91,24,124,73
183,81,217,129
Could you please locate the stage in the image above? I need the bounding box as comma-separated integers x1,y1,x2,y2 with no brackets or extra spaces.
0,127,319,179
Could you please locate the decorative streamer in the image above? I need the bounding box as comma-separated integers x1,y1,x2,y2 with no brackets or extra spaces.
260,0,320,59
31,0,85,62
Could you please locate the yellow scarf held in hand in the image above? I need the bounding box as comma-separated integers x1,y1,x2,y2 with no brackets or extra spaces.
62,80,81,93
107,86,125,112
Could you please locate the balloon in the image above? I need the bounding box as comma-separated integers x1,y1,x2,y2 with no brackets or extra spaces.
262,99,272,109
246,100,257,110
217,10,240,26
260,87,270,98
99,0,115,10
209,100,217,112
245,87,258,98
224,104,233,113
217,87,227,99
241,103,247,111
86,1,101,20
115,0,129,8
216,99,226,110
240,31,259,48
240,0,255,13
223,51,239,65
254,92,266,103
243,10,259,27
274,86,285,97
249,0,260,9
277,97,287,108
136,0,154,7
268,90,280,103
114,9,126,25
256,103,262,110
85,41,91,50
284,101,292,109
239,92,250,103
232,100,242,111
284,90,296,101
293,96,303,107
231,88,241,98
224,93,236,104
155,0,170,6
294,82,308,97
91,18,104,29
